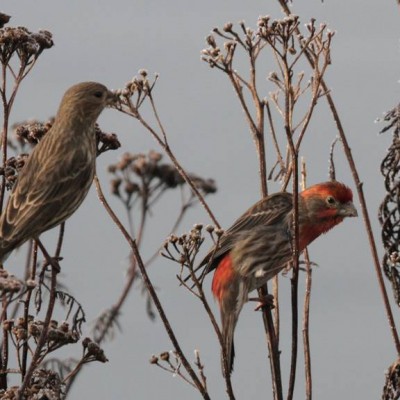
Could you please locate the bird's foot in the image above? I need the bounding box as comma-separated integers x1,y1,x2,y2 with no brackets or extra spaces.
249,294,275,311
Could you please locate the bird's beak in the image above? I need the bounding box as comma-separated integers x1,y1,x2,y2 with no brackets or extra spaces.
339,202,358,218
106,90,119,107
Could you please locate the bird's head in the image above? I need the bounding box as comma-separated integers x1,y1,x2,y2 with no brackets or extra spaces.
298,181,357,247
300,181,357,221
57,81,117,122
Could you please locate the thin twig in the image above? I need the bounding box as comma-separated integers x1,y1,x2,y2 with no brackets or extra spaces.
118,103,220,229
184,265,235,399
278,0,400,356
18,246,59,399
301,160,312,400
280,47,300,400
302,249,313,400
94,176,210,399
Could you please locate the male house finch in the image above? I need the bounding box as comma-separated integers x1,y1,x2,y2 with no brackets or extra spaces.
0,82,116,262
199,181,357,375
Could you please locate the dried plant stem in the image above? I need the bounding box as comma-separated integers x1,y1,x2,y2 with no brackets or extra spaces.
62,358,86,385
21,244,38,379
286,130,300,400
301,160,312,400
272,276,280,340
94,176,210,399
224,47,283,400
18,247,59,399
90,178,150,344
0,59,36,211
277,0,400,355
329,100,400,354
120,100,220,229
302,249,313,400
186,273,235,399
0,297,9,389
260,300,283,400
266,102,285,174
227,69,268,196
91,184,194,347
276,44,301,400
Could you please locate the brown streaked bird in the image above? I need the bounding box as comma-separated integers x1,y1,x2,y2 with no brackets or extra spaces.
198,181,357,376
0,82,116,262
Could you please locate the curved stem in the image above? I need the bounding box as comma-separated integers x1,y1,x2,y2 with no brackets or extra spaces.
94,176,210,399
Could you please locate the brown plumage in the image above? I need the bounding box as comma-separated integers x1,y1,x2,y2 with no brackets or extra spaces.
199,181,357,375
0,82,116,262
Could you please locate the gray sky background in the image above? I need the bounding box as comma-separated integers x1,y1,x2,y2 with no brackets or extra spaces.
3,1,400,399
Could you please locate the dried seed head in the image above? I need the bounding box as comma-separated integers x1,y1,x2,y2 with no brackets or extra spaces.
215,228,225,237
124,181,139,195
148,149,162,162
0,13,10,28
110,178,122,196
149,355,159,364
223,22,233,32
28,322,41,337
59,321,69,333
169,234,178,244
3,319,13,331
205,225,214,233
50,320,58,329
206,34,217,48
159,351,170,361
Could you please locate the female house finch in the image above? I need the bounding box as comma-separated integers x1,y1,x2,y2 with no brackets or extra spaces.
200,181,357,375
0,82,116,262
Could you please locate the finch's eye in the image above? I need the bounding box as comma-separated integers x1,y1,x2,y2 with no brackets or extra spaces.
326,196,336,206
93,91,103,98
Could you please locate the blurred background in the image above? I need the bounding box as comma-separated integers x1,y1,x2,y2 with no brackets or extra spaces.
3,1,400,398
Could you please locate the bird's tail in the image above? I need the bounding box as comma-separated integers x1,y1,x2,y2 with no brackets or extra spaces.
220,310,237,376
212,254,248,376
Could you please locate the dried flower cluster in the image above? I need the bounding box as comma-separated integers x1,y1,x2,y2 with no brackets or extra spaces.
0,369,65,400
0,268,24,295
114,70,158,112
257,15,300,46
162,224,205,268
3,317,79,350
379,104,400,305
149,348,207,390
12,119,54,147
149,351,185,377
0,25,53,64
0,153,29,189
161,224,223,285
109,150,216,208
95,125,121,155
81,337,108,363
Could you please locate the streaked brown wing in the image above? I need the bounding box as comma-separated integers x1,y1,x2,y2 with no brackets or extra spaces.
199,192,293,273
1,132,94,243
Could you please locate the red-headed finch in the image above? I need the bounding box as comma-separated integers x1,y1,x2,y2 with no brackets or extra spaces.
0,82,116,262
199,181,357,375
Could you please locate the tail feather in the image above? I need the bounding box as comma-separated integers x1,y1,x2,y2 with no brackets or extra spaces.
221,311,237,376
212,254,248,376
